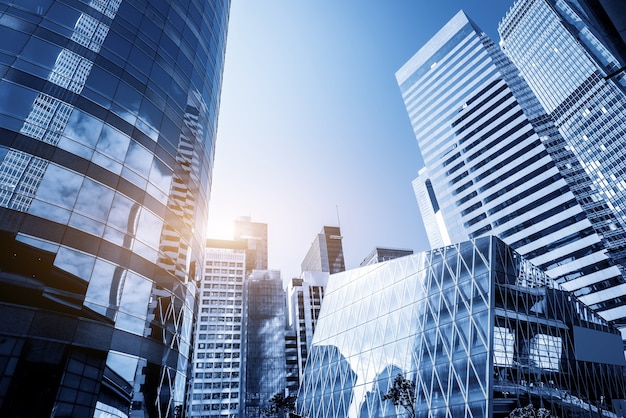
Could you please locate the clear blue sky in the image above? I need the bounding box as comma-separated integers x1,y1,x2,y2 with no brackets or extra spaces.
207,1,516,281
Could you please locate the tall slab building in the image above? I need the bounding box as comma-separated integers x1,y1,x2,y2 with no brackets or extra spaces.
233,216,268,275
301,226,345,275
499,0,626,244
188,241,246,417
0,0,229,416
243,269,287,417
396,11,626,346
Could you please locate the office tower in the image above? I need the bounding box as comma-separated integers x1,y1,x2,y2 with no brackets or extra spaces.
413,167,451,249
359,247,414,267
284,329,300,395
396,11,626,345
297,237,626,418
233,216,268,275
243,269,287,416
188,241,246,417
571,0,626,65
301,226,345,274
287,271,329,382
499,0,626,242
0,0,229,416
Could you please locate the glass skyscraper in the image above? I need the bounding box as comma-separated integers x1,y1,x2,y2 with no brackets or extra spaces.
243,269,287,417
297,237,626,418
301,226,345,275
0,0,229,416
397,11,626,347
499,0,626,251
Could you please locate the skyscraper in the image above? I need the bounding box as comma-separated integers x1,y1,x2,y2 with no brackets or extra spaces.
301,226,345,274
188,240,246,417
359,247,414,267
499,0,626,250
0,1,229,416
412,167,451,249
233,216,268,276
287,271,329,383
243,269,287,417
396,11,626,345
297,237,626,418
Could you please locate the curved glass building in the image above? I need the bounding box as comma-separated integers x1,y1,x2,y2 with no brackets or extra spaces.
0,0,229,416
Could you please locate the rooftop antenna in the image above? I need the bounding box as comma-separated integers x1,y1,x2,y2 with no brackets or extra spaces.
336,205,341,230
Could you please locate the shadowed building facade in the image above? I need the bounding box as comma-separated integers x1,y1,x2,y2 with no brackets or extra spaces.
499,0,626,337
297,237,626,418
0,0,229,416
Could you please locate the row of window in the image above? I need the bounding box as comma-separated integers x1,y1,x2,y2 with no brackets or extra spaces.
203,283,242,290
197,332,241,340
206,261,243,267
197,343,240,350
198,325,241,331
192,381,239,390
196,352,239,359
195,362,240,369
194,372,240,380
192,392,238,400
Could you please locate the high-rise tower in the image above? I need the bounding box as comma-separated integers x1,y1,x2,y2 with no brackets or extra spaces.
233,216,268,276
0,1,229,416
188,240,246,417
499,0,626,253
301,226,345,275
397,11,626,345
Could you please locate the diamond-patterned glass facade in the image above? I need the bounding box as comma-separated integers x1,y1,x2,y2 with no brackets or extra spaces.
297,236,626,418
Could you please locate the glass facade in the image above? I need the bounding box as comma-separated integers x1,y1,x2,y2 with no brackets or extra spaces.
297,237,626,418
0,0,229,416
301,226,345,275
243,269,287,417
397,11,626,348
499,0,626,266
233,216,268,276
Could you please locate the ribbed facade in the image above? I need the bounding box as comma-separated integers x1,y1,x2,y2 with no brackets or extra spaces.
189,245,245,417
499,0,626,257
412,167,451,249
287,271,329,383
0,0,229,416
396,11,626,345
301,226,345,275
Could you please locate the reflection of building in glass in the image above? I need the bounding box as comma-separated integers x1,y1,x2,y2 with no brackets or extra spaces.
359,247,414,267
297,237,626,418
396,11,626,349
0,0,229,416
301,226,345,274
243,270,287,416
234,216,268,276
287,271,329,383
188,240,246,417
499,0,626,338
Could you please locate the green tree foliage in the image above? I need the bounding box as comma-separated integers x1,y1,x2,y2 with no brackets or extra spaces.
509,403,550,417
382,373,417,418
261,392,297,418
